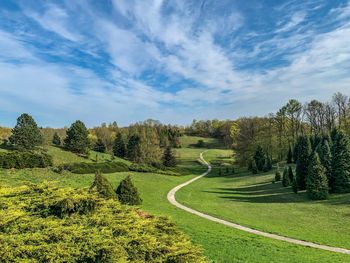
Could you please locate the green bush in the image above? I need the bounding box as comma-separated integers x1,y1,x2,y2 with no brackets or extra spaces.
275,171,281,182
115,175,142,205
0,151,53,169
62,161,129,174
0,184,206,262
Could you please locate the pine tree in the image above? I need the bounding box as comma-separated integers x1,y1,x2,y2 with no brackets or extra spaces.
9,113,43,150
115,175,142,205
275,170,281,182
162,147,177,167
288,166,294,182
253,146,265,171
113,133,127,158
251,159,258,174
292,176,298,194
64,120,90,154
126,134,142,162
316,140,332,182
89,171,116,199
307,152,329,200
287,145,293,164
52,132,61,146
282,168,290,187
295,135,311,190
94,138,106,153
331,130,350,193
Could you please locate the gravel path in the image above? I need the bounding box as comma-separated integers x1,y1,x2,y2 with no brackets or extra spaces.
167,151,350,255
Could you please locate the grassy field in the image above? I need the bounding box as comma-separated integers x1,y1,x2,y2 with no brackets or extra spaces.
0,137,349,262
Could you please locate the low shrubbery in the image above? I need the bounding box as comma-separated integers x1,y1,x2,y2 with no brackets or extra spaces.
61,161,129,174
0,184,206,262
0,151,53,169
129,163,179,176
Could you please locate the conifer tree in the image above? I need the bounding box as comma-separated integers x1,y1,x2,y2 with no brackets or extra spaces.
162,147,177,167
90,171,116,199
115,175,142,205
251,159,258,174
316,140,332,181
306,152,329,200
282,168,290,187
288,166,294,182
113,133,127,158
226,166,229,174
52,132,61,146
232,167,235,174
94,138,106,153
253,146,265,171
64,120,90,154
287,145,293,164
295,135,311,190
126,134,142,162
275,170,281,182
9,113,43,150
331,130,350,193
292,176,298,194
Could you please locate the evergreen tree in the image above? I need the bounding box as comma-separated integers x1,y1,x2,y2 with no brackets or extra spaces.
282,168,290,187
287,145,293,164
253,146,265,171
93,138,106,153
316,140,332,182
306,152,329,200
52,132,61,146
275,170,281,182
113,133,127,158
127,134,142,162
251,159,258,174
9,113,43,150
64,120,90,154
115,175,142,205
162,147,177,167
292,176,298,194
232,167,235,174
219,168,222,176
89,171,116,199
226,166,229,174
331,130,350,193
288,166,294,182
295,135,311,190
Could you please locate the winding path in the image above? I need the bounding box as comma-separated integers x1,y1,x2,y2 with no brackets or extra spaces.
167,151,350,255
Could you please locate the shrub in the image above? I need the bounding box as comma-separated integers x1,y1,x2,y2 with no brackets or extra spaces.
251,159,258,174
162,147,177,167
52,132,61,146
115,175,142,205
0,184,205,262
62,161,129,174
288,166,294,182
0,151,53,169
282,168,290,187
90,171,116,199
292,176,298,194
275,171,281,182
196,139,205,148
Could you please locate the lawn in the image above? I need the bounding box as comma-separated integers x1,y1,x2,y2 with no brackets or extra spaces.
0,137,349,262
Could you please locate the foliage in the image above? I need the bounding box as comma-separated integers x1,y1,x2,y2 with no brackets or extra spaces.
274,171,281,182
196,139,205,148
306,152,329,200
295,135,311,190
52,132,61,146
0,184,205,262
253,145,265,171
64,120,90,154
162,147,177,167
251,159,258,174
288,166,294,182
331,129,350,193
93,138,106,153
113,132,127,158
61,161,129,174
316,139,332,181
127,134,142,162
9,113,43,150
287,145,293,164
282,168,290,187
292,176,298,194
90,171,117,199
0,151,53,169
115,175,142,205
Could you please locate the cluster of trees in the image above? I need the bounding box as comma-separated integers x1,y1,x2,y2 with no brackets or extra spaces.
248,146,272,174
232,92,350,167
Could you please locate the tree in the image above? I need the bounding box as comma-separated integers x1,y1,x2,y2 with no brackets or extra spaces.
288,166,294,182
113,133,127,158
275,171,281,182
287,145,293,164
93,138,106,153
295,135,311,190
251,159,258,174
331,130,350,193
282,168,290,187
64,120,90,154
9,113,43,150
316,140,332,182
162,147,177,167
52,132,61,146
89,171,116,199
306,152,329,200
292,176,298,194
126,134,142,162
115,175,142,205
253,146,265,171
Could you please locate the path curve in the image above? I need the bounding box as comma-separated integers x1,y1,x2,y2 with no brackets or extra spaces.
167,151,350,255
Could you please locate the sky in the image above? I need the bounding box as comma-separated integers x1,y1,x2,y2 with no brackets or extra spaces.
0,0,350,127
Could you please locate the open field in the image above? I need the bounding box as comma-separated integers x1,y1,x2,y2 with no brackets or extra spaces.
0,137,350,262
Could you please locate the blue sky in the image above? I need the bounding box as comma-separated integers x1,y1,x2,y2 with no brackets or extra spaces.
0,0,350,127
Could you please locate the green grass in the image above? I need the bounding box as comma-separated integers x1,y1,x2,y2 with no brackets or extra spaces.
0,137,349,262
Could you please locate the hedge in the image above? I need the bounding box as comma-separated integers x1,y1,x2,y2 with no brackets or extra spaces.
62,161,129,174
0,151,53,169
